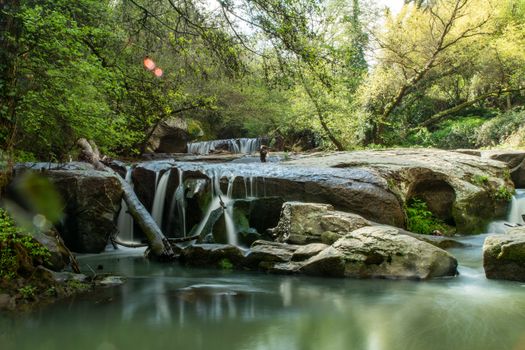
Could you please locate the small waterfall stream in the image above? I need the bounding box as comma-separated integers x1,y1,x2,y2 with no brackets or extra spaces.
486,189,525,233
151,169,171,227
187,138,261,155
116,167,134,242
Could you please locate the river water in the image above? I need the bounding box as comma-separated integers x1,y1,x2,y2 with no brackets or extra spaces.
1,238,525,350
2,199,525,350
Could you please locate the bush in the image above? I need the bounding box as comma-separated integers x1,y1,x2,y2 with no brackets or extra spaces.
0,209,50,281
477,108,525,147
430,117,486,149
405,198,448,235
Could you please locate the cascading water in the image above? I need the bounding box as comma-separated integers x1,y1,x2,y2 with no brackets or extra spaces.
187,138,261,155
116,167,135,242
174,168,187,237
147,163,244,245
151,169,171,227
486,189,525,233
239,138,261,154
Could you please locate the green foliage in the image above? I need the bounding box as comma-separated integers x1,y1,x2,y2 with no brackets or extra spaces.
405,198,448,235
218,258,233,270
477,108,525,147
2,0,525,156
494,186,513,202
472,174,489,186
0,208,51,281
429,117,486,149
18,285,37,300
67,279,90,293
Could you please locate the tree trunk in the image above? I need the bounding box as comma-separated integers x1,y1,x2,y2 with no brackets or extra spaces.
419,87,525,128
77,138,175,260
116,175,175,260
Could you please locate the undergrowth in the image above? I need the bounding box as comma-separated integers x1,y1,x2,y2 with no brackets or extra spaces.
0,208,51,281
405,198,448,235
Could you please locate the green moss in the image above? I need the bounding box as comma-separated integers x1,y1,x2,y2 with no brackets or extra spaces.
18,285,37,300
472,174,489,186
503,169,511,181
218,258,233,270
494,186,513,201
405,198,448,235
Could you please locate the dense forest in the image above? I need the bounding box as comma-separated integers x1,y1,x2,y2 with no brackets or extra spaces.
1,0,525,162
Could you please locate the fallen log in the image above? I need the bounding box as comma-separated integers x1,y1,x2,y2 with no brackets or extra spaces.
77,138,175,260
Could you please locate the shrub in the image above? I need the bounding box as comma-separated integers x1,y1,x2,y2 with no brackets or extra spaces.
0,209,51,281
430,116,486,149
477,108,525,147
405,198,448,235
494,186,513,201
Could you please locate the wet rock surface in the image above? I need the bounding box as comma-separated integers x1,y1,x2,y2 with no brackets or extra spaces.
288,149,513,233
44,170,122,253
483,227,525,282
133,149,512,236
178,204,458,280
330,226,458,279
146,117,189,153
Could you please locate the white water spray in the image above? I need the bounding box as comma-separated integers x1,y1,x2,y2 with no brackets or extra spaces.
486,189,525,233
187,138,261,155
117,167,135,242
151,169,171,227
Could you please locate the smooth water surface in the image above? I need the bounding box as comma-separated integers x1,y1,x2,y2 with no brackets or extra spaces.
2,238,525,350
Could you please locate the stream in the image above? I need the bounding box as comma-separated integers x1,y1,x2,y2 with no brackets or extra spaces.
2,180,525,350
1,234,525,349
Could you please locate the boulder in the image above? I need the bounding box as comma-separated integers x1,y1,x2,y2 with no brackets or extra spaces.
272,202,334,244
146,117,189,153
323,226,458,279
480,150,525,188
45,170,122,253
32,228,76,271
288,149,513,233
180,244,245,267
457,149,525,187
271,206,370,245
292,243,330,261
483,228,525,282
132,159,405,232
245,240,298,269
300,247,346,277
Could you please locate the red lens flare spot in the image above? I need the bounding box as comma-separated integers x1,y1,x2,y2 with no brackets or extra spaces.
143,57,155,70
154,67,163,77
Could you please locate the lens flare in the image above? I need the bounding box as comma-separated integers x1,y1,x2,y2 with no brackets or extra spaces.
143,57,155,71
154,67,163,77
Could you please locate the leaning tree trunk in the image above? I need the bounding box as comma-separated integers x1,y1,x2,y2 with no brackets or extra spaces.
77,139,175,260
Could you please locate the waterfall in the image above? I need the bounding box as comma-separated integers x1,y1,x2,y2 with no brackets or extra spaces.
151,170,171,227
239,138,261,154
225,175,238,246
486,189,525,233
175,168,187,237
190,168,238,245
116,167,135,242
187,138,261,155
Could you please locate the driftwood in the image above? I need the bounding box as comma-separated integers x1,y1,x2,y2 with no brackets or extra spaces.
77,138,175,260
112,234,200,249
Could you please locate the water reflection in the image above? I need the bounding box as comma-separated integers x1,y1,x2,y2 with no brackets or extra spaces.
2,246,525,350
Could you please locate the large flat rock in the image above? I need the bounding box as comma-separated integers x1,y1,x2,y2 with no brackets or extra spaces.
287,149,513,232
